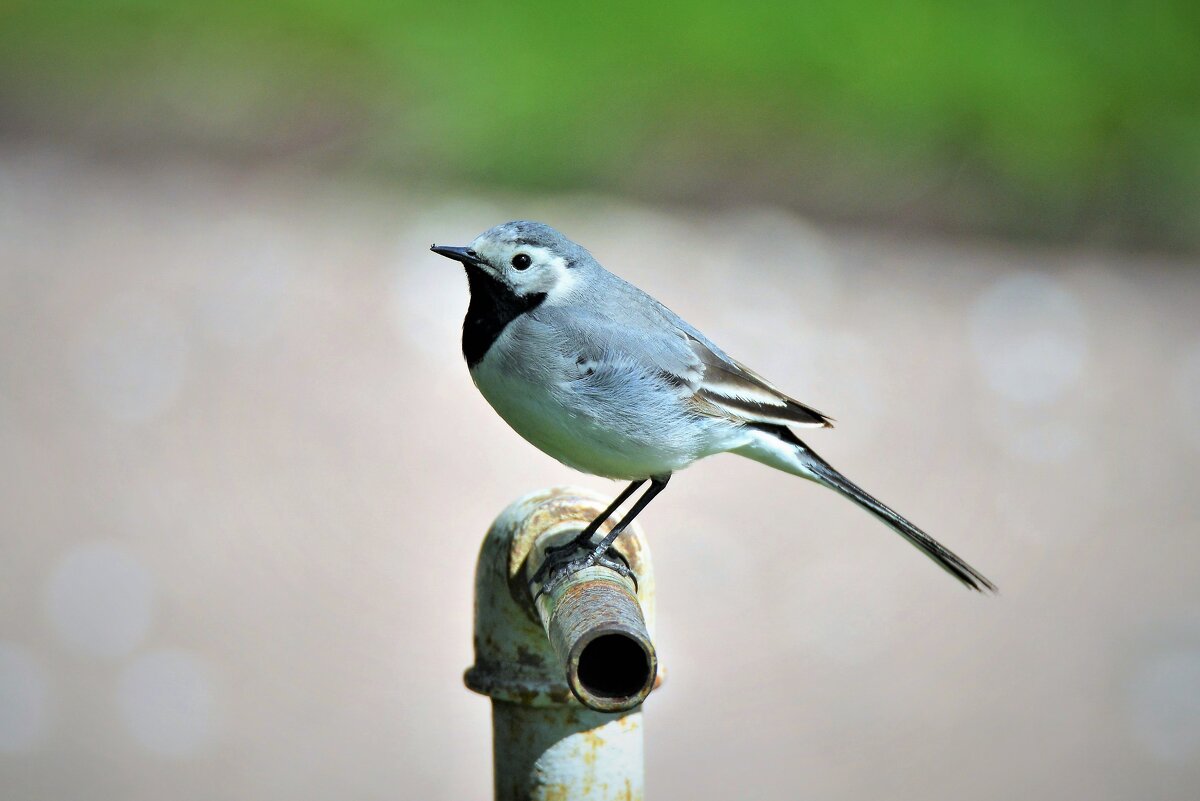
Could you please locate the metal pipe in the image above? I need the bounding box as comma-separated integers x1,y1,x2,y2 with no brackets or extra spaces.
464,486,659,801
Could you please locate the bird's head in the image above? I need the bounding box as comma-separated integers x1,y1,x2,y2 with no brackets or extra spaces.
431,220,589,303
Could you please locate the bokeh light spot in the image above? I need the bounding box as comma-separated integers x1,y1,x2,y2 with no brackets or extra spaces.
116,650,217,758
970,273,1087,406
0,642,50,753
46,543,155,660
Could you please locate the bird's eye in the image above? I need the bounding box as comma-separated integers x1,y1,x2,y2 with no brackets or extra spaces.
511,253,532,270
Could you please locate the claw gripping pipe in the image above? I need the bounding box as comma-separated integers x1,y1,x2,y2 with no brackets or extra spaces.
464,487,660,801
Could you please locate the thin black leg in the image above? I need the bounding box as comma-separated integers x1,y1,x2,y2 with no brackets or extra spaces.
566,479,646,550
584,475,670,564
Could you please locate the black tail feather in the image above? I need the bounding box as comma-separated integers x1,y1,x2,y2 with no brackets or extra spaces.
774,427,997,593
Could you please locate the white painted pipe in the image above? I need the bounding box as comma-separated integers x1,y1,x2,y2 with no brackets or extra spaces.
464,487,659,801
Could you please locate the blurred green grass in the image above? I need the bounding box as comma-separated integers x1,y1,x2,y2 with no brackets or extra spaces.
1,1,1197,248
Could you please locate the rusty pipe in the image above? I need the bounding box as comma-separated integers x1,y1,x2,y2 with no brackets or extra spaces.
464,487,660,801
531,561,656,711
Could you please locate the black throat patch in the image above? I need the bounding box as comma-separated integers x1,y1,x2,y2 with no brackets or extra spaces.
461,265,547,367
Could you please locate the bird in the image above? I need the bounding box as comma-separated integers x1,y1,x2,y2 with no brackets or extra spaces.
431,221,995,593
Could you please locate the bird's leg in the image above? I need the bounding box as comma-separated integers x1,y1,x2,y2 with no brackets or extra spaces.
554,480,645,557
536,476,670,595
532,480,644,588
584,476,668,564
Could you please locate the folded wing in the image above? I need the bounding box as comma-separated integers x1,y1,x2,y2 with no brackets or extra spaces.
548,289,833,430
681,334,834,429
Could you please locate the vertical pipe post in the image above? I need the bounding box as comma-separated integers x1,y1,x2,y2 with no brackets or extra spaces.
465,487,659,801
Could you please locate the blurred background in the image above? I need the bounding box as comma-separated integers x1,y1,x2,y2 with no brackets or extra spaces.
1,2,1198,800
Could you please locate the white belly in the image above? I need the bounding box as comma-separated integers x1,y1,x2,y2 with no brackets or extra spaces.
469,352,719,480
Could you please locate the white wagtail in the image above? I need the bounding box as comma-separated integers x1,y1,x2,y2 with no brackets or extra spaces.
432,221,996,593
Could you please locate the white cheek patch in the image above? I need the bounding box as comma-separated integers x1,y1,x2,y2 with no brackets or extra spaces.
511,245,576,303
542,256,578,303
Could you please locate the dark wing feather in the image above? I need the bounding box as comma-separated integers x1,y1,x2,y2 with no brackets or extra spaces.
684,335,834,428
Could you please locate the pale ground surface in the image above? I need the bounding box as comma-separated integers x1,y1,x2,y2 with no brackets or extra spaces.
1,144,1199,800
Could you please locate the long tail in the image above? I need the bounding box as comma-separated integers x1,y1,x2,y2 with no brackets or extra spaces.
734,425,997,593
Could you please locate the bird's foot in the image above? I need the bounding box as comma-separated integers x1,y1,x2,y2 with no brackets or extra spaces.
531,539,633,598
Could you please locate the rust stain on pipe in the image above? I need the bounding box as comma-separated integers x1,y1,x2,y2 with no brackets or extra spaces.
538,570,657,711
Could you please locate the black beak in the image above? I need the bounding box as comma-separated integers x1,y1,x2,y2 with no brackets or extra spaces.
430,245,482,266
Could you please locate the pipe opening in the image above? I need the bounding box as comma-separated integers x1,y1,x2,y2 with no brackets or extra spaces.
576,633,651,699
